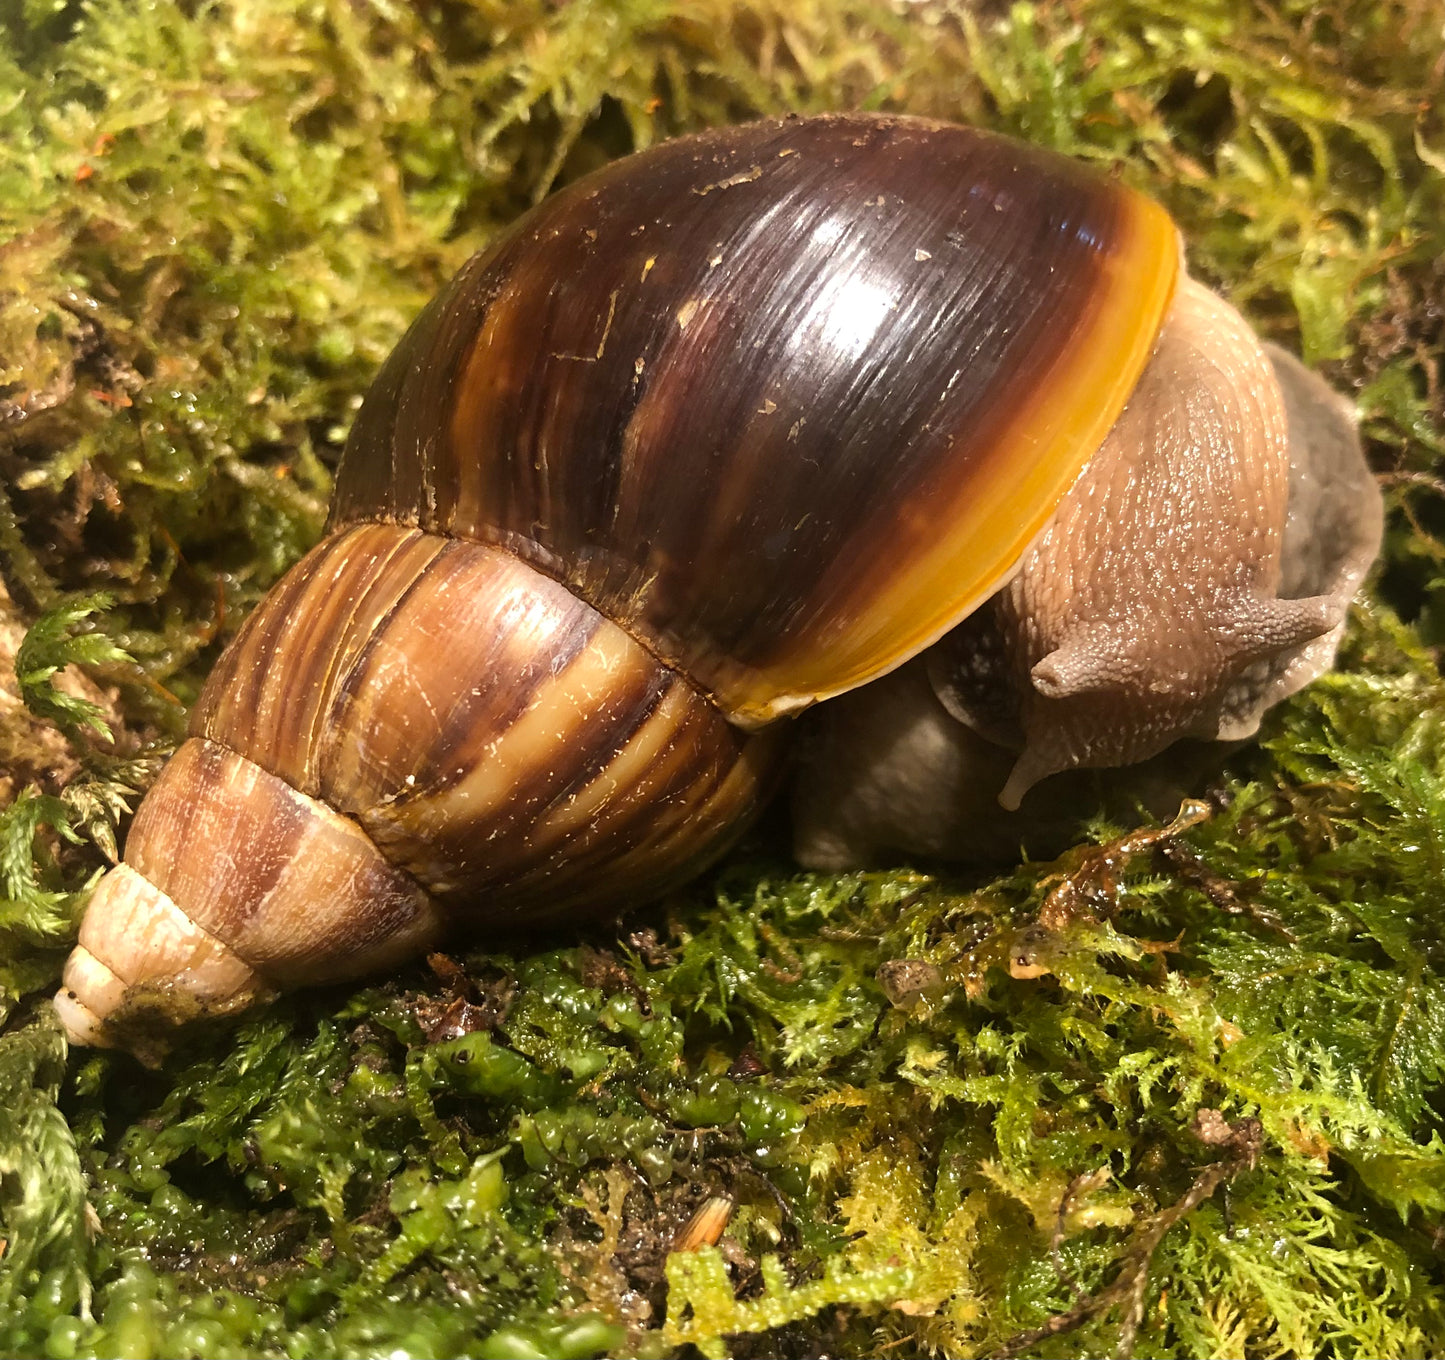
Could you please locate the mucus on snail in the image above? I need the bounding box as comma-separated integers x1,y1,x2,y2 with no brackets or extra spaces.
53,113,1383,1061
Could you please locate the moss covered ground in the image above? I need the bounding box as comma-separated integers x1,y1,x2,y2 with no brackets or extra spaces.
2,0,1444,1355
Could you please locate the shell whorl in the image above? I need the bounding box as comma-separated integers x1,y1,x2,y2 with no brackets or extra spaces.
61,527,778,1054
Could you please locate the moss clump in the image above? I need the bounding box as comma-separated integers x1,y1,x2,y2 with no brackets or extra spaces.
2,0,1445,1356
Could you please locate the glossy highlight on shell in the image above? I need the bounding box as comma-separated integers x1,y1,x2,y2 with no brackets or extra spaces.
53,113,1382,1060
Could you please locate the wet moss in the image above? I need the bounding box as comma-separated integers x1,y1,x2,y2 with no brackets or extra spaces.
2,0,1445,1356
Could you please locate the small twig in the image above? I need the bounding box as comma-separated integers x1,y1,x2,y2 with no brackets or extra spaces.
1037,800,1212,932
1155,840,1296,942
987,1114,1262,1360
756,920,804,983
1050,1170,1105,1306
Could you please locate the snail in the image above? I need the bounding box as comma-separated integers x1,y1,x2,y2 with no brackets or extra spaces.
52,113,1382,1060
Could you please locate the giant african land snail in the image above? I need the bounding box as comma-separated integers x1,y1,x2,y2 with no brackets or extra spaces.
52,113,1383,1059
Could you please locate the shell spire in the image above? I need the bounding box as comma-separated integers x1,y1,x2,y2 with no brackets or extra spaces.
59,530,778,1060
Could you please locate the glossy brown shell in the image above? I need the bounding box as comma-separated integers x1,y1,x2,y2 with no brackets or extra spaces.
334,113,1178,723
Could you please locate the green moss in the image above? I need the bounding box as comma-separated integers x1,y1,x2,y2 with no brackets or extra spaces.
2,0,1444,1356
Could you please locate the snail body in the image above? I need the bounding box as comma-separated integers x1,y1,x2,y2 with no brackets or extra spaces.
53,114,1381,1058
792,323,1381,868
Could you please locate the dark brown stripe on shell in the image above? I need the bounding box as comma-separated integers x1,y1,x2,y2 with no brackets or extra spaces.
193,526,449,797
463,721,786,927
452,656,674,857
357,627,680,895
492,680,747,899
124,739,439,984
314,537,611,812
424,666,684,896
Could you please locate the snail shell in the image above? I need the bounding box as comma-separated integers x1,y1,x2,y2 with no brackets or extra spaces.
52,114,1379,1059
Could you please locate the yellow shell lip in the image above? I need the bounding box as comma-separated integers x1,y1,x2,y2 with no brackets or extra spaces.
728,196,1183,726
